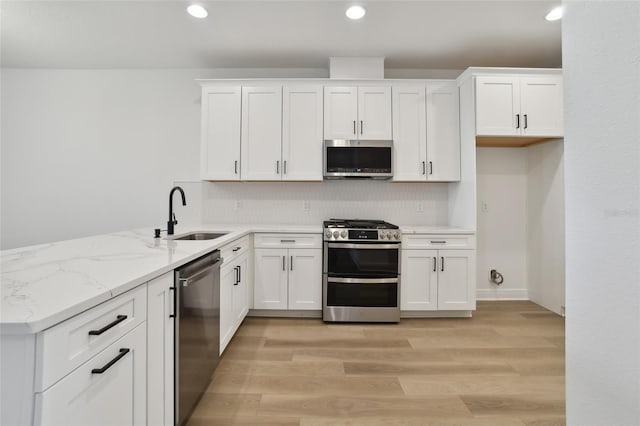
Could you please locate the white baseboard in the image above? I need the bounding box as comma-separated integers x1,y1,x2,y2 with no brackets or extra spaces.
476,288,529,300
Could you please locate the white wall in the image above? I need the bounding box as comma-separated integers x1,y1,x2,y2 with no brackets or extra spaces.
476,147,528,299
563,1,640,424
0,67,325,249
527,140,564,314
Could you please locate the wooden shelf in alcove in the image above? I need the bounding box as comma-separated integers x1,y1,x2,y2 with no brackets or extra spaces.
476,136,561,147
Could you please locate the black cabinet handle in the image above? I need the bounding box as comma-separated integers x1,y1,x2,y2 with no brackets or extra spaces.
422,161,426,175
91,348,130,374
282,256,286,271
429,161,433,175
290,256,293,271
360,120,363,134
234,160,238,174
169,287,176,318
353,120,356,135
232,247,241,252
441,257,445,272
433,257,437,272
233,267,239,285
88,315,127,336
524,114,528,129
516,114,520,129
238,265,242,283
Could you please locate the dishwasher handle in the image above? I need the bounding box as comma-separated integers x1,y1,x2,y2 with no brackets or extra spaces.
178,257,222,287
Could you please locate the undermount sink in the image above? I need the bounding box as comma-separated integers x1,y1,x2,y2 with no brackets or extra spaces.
172,232,228,241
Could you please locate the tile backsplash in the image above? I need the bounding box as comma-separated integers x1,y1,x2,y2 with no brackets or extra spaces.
192,180,449,226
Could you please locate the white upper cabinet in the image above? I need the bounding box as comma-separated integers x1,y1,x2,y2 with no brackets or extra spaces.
282,86,323,181
324,87,358,139
426,82,460,181
475,75,563,138
392,82,460,182
241,86,283,180
392,86,427,181
358,86,393,140
519,77,564,137
200,86,241,180
324,86,392,140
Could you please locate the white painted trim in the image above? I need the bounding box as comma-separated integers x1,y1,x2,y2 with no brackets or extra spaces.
249,309,322,318
401,310,472,318
476,288,529,300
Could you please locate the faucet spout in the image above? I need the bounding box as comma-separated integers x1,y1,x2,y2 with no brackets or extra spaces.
168,186,187,235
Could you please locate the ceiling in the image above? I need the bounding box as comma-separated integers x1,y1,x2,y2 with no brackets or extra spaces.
0,0,562,70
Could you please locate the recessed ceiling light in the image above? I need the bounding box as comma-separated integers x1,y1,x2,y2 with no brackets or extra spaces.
187,4,208,19
545,6,563,21
346,5,366,20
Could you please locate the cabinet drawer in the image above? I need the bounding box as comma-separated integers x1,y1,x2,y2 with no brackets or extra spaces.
220,235,251,265
34,323,147,426
35,284,147,392
254,233,322,249
402,234,475,249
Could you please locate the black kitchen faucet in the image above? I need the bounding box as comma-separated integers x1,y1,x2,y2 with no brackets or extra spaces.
168,186,187,235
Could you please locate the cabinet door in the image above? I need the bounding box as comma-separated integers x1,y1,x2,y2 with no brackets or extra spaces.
233,253,250,323
288,248,322,310
35,324,146,426
358,86,392,140
241,86,283,180
401,250,438,311
282,86,323,181
254,249,288,309
147,274,174,426
201,86,241,180
324,86,358,139
426,82,460,181
392,86,427,181
437,250,476,310
220,264,236,353
520,76,564,137
475,76,520,136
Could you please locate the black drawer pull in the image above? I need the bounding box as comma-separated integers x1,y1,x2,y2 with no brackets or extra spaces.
232,247,241,252
88,315,127,336
91,348,130,374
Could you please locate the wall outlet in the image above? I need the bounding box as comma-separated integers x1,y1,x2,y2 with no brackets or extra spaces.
481,201,488,213
303,200,311,212
416,202,424,212
234,200,242,210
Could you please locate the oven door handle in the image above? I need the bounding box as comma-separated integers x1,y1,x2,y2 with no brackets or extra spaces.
327,243,400,249
327,277,399,284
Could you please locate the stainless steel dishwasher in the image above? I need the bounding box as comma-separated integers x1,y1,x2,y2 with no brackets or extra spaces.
174,251,222,426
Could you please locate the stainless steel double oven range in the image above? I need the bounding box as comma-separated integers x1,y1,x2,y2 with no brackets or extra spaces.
323,219,401,323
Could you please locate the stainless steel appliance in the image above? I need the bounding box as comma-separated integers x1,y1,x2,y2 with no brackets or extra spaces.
324,139,393,179
174,251,222,426
323,219,401,322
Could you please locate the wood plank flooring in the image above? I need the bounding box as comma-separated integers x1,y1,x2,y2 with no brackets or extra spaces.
187,301,565,426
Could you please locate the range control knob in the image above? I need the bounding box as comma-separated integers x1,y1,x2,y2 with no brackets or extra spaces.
325,230,332,239
394,232,400,240
379,232,386,240
340,230,347,239
332,231,339,239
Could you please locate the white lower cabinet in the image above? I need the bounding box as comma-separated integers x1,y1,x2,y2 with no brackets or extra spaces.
401,235,476,312
220,236,252,353
253,234,322,310
34,323,147,426
147,272,174,426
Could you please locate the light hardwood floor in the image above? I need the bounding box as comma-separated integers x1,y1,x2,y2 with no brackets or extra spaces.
187,301,565,426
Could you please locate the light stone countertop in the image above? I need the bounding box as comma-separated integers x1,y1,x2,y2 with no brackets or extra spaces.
0,224,320,335
1,223,472,335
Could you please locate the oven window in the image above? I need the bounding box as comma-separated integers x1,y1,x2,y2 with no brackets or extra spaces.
327,281,398,307
327,246,399,278
326,147,392,173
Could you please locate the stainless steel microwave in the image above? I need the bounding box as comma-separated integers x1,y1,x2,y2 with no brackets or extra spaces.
323,139,393,179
